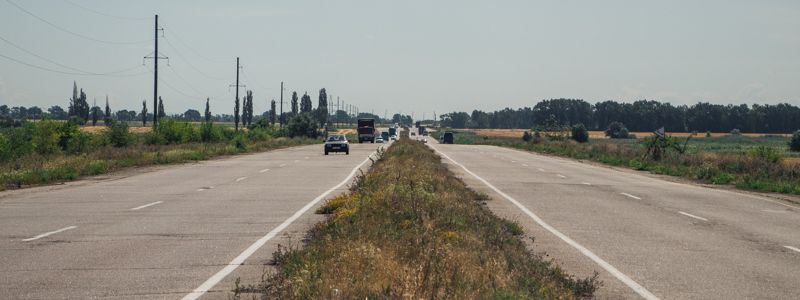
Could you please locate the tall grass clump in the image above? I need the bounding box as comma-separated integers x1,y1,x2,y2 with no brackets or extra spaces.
242,139,598,299
790,130,800,152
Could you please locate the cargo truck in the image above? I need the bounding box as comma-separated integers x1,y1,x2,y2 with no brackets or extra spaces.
357,118,376,143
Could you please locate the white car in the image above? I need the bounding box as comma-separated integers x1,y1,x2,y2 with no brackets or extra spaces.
375,137,384,143
390,135,398,141
420,137,427,143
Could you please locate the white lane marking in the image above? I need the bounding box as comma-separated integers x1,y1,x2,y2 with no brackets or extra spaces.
196,186,213,192
511,160,516,163
279,164,287,167
22,226,78,242
259,168,270,173
131,201,163,211
294,160,299,163
537,168,545,172
784,246,800,253
304,157,309,159
430,145,660,300
235,177,247,182
678,211,709,222
582,182,592,186
522,164,529,167
762,209,788,214
621,192,642,200
182,154,375,300
557,174,567,179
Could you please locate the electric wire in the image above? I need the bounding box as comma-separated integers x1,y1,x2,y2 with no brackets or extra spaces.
163,38,228,81
61,0,151,21
0,52,147,77
5,0,150,45
0,34,146,76
159,21,227,64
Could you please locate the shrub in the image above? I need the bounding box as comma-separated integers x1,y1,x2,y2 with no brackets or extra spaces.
522,131,532,142
150,119,199,145
730,128,741,135
790,130,800,152
605,121,630,139
0,133,10,161
200,122,224,143
571,123,589,143
31,120,61,155
232,133,248,150
285,113,319,138
705,131,712,138
747,145,783,163
106,120,131,147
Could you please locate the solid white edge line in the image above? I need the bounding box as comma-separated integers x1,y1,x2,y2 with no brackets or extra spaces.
430,144,659,300
678,211,709,222
582,182,592,186
131,201,164,211
22,226,78,242
784,245,800,253
182,154,375,300
621,192,642,200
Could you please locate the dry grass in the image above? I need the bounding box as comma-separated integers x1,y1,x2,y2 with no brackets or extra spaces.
334,128,356,135
241,139,598,299
79,126,152,134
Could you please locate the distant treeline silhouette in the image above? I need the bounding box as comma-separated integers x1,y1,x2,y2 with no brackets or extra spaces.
439,99,800,133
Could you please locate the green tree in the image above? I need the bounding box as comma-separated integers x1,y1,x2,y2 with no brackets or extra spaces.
790,130,800,152
184,109,202,121
90,100,100,126
204,98,211,122
316,88,328,126
158,97,166,119
286,113,319,138
605,121,630,139
141,100,148,126
300,92,312,113
291,91,299,114
234,95,240,131
270,99,277,125
104,96,112,126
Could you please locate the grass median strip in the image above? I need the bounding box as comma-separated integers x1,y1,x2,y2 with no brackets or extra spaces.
235,138,598,299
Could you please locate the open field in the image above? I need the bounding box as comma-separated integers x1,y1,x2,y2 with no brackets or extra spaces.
434,129,800,195
467,128,792,139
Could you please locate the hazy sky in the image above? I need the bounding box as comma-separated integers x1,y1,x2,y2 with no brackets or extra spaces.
1,0,798,117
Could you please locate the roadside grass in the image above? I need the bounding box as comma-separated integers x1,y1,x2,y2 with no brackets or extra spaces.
0,119,321,190
435,130,800,195
236,138,598,299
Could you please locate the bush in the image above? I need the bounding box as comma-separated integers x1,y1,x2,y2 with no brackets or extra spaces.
748,145,783,163
522,131,532,142
106,120,131,147
0,133,10,161
790,130,800,152
730,128,741,135
571,123,589,143
285,113,319,138
605,121,630,139
149,119,199,145
31,120,61,155
200,122,225,143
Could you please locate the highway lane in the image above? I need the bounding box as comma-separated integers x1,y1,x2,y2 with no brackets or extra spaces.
427,137,800,299
0,141,383,299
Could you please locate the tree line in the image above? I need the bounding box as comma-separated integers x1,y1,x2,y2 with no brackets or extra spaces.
440,99,800,133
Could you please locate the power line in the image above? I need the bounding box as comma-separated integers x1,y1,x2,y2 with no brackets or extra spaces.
0,52,146,77
162,38,227,81
145,64,204,100
5,0,150,45
0,34,145,76
61,0,151,21
159,20,227,64
165,64,217,98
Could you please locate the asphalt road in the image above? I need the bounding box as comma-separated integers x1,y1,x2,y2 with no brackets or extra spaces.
0,141,383,299
425,135,800,299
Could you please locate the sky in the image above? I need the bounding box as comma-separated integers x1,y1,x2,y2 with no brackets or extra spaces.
1,0,798,118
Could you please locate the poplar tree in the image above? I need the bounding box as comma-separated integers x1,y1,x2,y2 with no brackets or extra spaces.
204,98,211,122
300,92,312,113
158,97,166,119
141,100,147,126
270,99,277,125
291,91,299,115
104,96,112,126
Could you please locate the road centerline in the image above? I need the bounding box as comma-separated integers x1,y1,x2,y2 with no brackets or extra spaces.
784,246,800,254
259,168,270,173
131,201,163,211
22,226,78,242
678,211,709,222
235,177,247,182
621,192,642,200
430,144,660,300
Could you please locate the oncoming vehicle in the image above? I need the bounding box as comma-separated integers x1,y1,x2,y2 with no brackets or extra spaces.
324,134,349,155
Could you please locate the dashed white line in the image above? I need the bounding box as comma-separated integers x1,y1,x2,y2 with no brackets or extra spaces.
182,154,375,300
620,192,642,200
557,174,567,179
259,168,270,173
235,177,247,182
196,186,213,192
537,168,545,172
430,145,660,300
582,182,592,186
131,201,163,211
279,164,287,167
511,160,516,163
294,160,299,163
678,211,709,222
22,226,77,242
762,209,788,214
784,246,800,253
522,164,529,167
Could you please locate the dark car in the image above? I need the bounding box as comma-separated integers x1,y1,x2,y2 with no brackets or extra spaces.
324,135,349,155
441,131,454,144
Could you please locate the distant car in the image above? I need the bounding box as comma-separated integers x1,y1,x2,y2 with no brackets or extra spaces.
324,134,349,155
441,132,454,144
375,137,384,143
420,137,427,143
410,132,416,136
381,131,390,141
390,135,398,141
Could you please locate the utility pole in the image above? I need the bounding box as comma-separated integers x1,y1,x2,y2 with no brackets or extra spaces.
279,81,284,128
336,97,340,127
144,14,166,127
229,57,245,131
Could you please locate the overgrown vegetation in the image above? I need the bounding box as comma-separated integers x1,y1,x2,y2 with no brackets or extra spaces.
236,138,598,299
0,118,317,190
435,130,800,195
